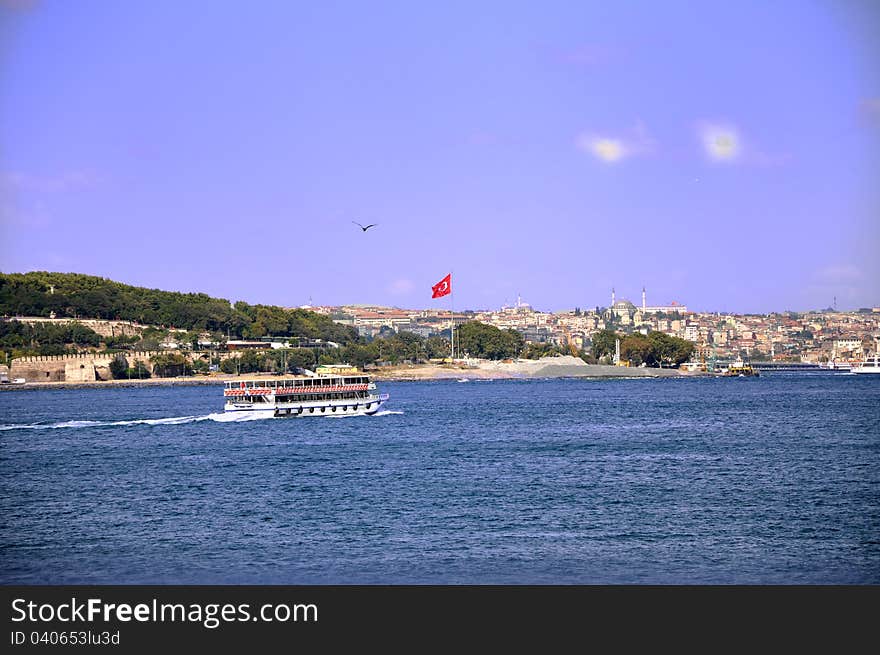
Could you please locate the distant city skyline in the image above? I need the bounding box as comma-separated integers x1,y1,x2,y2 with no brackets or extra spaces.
314,285,872,315
1,1,878,313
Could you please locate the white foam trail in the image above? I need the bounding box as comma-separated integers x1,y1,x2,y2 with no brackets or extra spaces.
113,415,206,426
207,411,274,423
0,411,274,431
0,408,404,430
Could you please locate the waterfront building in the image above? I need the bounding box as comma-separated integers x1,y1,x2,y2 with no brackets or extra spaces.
832,339,863,358
226,340,272,350
335,307,413,333
520,326,553,343
402,324,436,338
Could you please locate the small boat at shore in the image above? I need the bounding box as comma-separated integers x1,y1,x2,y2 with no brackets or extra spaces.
223,367,389,416
721,359,759,377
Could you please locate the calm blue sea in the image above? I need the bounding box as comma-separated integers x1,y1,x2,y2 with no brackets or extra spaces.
1,373,878,584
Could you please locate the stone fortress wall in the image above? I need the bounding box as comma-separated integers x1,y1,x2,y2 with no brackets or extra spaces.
2,317,146,338
4,317,212,381
10,350,233,382
11,352,163,382
4,318,265,382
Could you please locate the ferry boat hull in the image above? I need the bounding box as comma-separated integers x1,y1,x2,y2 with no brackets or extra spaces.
820,361,853,371
851,355,880,375
225,393,390,416
223,370,389,417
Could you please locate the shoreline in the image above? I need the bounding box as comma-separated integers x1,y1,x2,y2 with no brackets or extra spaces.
1,357,699,391
0,376,228,391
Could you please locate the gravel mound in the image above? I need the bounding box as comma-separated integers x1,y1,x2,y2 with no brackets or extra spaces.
474,355,682,378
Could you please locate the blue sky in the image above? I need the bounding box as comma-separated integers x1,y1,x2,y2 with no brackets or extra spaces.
1,0,878,313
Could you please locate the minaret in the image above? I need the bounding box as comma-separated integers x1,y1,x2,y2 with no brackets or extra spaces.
642,286,646,312
611,287,616,307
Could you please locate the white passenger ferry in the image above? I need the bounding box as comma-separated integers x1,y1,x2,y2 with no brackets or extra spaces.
223,368,389,416
851,355,880,375
819,360,853,371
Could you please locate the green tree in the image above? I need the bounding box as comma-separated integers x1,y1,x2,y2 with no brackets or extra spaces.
109,355,128,379
620,333,652,366
318,351,343,365
580,352,598,364
284,348,319,370
254,306,289,336
191,358,210,373
103,334,139,349
647,332,675,367
622,332,695,367
424,336,450,359
129,360,151,378
237,349,268,373
374,331,426,363
591,329,618,359
150,352,191,377
341,344,378,369
455,321,523,360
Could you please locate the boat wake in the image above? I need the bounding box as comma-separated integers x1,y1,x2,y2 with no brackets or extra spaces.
0,411,274,431
0,409,406,431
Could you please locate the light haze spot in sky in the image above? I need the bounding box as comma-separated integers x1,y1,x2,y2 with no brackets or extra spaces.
576,134,626,163
388,278,415,295
699,124,740,161
592,139,625,162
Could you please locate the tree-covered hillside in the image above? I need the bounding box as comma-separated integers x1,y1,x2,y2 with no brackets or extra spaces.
0,271,358,343
0,320,104,356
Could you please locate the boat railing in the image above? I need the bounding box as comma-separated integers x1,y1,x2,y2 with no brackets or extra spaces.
224,383,370,397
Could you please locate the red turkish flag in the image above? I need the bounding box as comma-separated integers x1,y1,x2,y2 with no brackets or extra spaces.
431,273,451,298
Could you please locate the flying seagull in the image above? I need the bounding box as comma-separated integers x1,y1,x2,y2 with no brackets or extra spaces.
352,221,378,232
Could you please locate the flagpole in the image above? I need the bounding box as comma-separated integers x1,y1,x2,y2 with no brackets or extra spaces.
450,270,455,362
